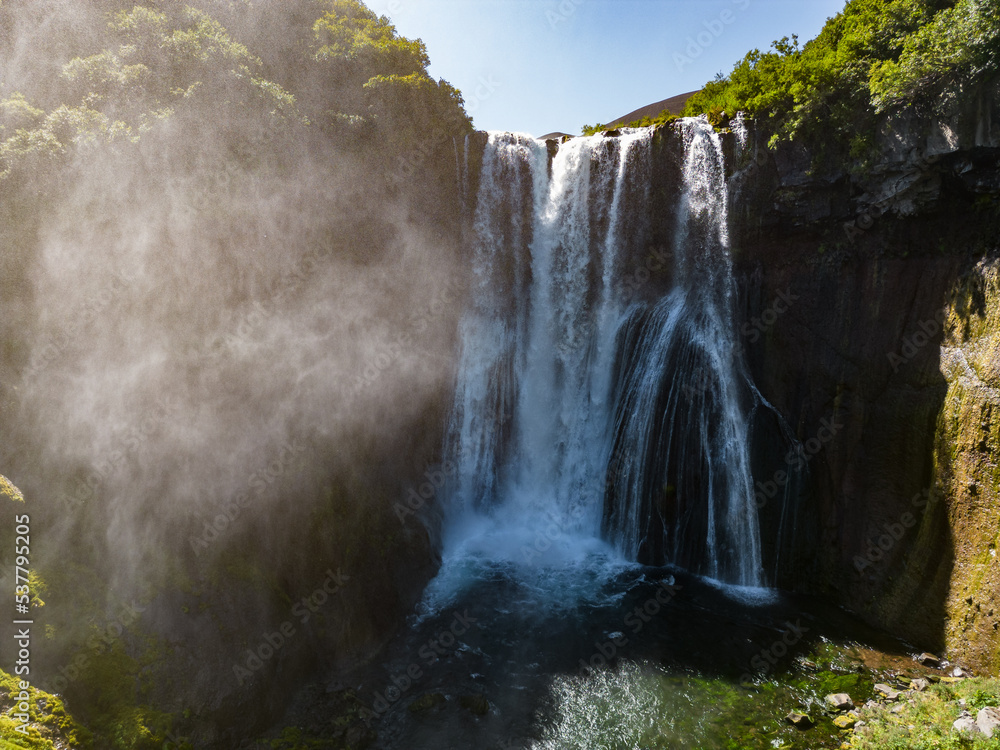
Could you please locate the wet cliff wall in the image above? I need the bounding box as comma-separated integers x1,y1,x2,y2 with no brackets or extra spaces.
732,76,1000,673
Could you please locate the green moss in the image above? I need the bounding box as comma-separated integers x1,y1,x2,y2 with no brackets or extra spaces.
0,668,93,749
0,474,24,503
814,670,870,699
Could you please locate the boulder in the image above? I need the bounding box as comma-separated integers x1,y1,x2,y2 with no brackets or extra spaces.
910,678,930,692
954,713,981,734
978,707,1000,738
826,693,854,711
786,711,813,728
917,652,941,668
833,714,856,729
874,683,900,701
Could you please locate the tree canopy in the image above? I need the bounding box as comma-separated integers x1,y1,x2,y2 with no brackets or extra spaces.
0,0,472,180
681,0,998,157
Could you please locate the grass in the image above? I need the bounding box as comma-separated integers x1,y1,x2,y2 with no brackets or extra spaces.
850,677,1000,749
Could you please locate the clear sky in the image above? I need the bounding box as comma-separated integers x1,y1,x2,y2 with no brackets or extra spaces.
368,0,847,136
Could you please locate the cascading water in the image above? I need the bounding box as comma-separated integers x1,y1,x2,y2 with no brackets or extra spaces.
359,121,902,750
603,118,763,586
433,117,762,607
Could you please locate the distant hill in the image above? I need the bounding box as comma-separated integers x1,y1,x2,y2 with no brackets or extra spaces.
538,90,700,139
605,90,701,127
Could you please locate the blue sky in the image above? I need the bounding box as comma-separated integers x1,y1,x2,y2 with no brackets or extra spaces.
369,0,847,136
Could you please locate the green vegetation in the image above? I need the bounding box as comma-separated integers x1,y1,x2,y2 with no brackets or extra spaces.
582,107,680,135
851,677,1000,749
679,0,1000,160
0,668,93,749
0,475,24,503
0,0,471,181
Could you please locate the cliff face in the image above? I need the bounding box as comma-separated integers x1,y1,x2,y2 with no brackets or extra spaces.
733,76,1000,672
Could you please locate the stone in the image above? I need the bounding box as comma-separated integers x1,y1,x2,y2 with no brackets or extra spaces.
833,715,856,729
952,666,968,678
954,714,981,734
874,683,900,701
978,707,1000,738
786,711,813,728
826,693,854,711
917,652,941,668
910,678,930,692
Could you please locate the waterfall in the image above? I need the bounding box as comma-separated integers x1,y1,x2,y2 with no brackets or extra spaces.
440,118,763,591
603,118,762,586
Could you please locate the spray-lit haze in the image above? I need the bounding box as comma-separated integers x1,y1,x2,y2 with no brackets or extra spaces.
0,0,472,739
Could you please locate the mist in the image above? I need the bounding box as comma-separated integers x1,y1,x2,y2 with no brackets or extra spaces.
0,0,469,740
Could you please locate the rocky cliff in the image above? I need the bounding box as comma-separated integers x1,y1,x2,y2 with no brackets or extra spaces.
733,75,1000,673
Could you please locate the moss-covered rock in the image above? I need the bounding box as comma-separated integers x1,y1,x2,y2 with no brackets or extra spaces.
0,667,93,749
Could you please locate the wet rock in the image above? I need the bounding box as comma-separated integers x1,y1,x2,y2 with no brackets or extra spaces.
978,707,1000,738
833,714,856,729
910,678,930,692
459,694,489,715
952,666,968,678
917,652,941,668
407,692,445,714
786,712,813,728
603,129,621,137
826,693,854,711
